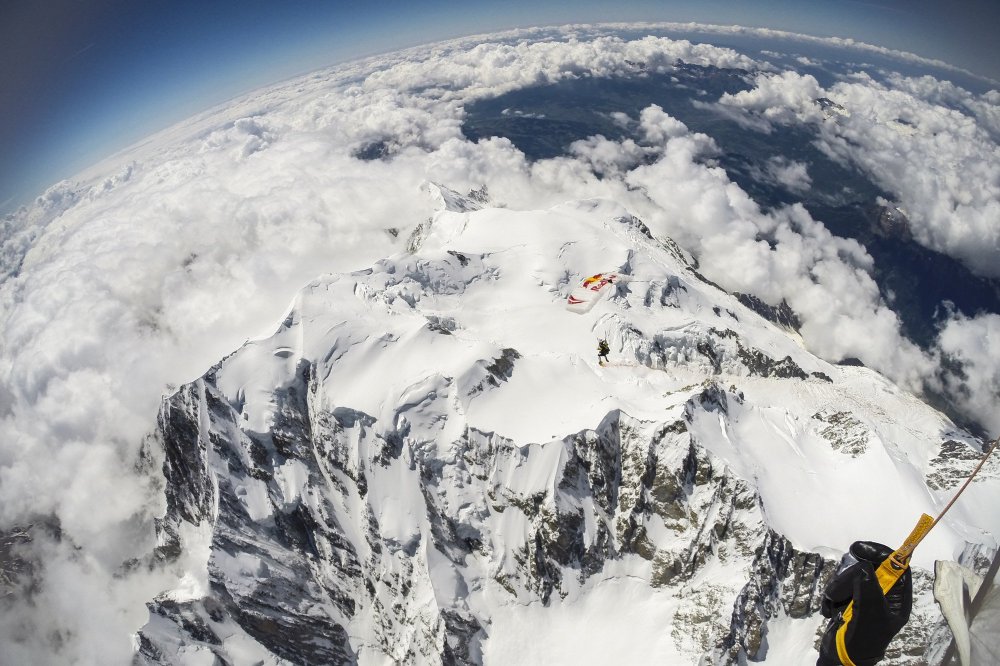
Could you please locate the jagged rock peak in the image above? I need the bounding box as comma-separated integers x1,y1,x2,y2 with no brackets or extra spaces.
135,194,989,664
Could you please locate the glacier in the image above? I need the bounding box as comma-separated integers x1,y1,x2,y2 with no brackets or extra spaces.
133,185,1000,664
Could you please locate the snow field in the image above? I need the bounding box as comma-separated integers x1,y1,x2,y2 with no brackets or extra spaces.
184,187,995,663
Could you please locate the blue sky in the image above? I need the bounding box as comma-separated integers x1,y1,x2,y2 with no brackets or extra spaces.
2,0,998,214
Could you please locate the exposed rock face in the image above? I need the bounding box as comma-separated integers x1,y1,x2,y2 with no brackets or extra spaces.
144,349,944,665
715,531,837,662
132,199,973,664
875,204,913,242
622,324,816,381
812,409,871,457
925,438,1000,491
139,365,835,664
0,525,34,597
467,348,521,396
140,365,361,665
734,293,801,332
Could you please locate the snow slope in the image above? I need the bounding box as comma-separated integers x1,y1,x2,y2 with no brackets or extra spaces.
137,185,999,665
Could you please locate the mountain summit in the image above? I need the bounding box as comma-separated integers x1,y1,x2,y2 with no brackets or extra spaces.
136,185,996,664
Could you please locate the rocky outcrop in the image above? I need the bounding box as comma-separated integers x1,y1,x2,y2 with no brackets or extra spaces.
812,409,871,457
140,362,362,665
466,348,521,396
140,360,840,665
716,531,837,662
132,198,962,664
925,437,999,491
0,525,34,597
734,293,801,332
623,324,816,381
136,335,957,666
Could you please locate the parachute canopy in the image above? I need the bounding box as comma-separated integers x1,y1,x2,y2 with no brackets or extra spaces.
934,557,1000,665
566,272,624,314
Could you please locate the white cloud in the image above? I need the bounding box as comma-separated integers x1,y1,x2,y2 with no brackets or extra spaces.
609,111,632,129
883,73,1000,139
638,104,690,144
692,98,776,133
361,32,760,102
936,313,1000,435
0,82,440,661
764,157,812,192
616,21,994,85
717,70,825,126
621,130,929,386
705,63,1000,414
569,135,648,175
713,67,1000,281
817,78,1000,280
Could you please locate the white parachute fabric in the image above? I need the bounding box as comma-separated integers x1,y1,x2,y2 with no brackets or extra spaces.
566,272,624,314
934,560,983,665
971,587,1000,665
934,559,1000,665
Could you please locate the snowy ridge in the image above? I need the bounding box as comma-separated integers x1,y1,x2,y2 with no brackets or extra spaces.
137,188,999,664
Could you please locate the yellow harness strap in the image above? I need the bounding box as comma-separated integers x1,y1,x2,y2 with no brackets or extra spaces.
834,514,934,665
832,436,999,665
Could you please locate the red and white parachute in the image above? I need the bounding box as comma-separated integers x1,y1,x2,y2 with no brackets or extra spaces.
566,272,626,314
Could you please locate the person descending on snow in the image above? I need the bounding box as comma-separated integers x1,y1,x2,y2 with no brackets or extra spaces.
597,339,611,366
817,540,913,666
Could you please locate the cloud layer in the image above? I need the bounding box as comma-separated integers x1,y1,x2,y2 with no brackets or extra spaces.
1,24,998,662
717,68,1000,280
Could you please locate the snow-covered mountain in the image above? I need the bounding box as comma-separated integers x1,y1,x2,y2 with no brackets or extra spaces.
134,184,999,665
